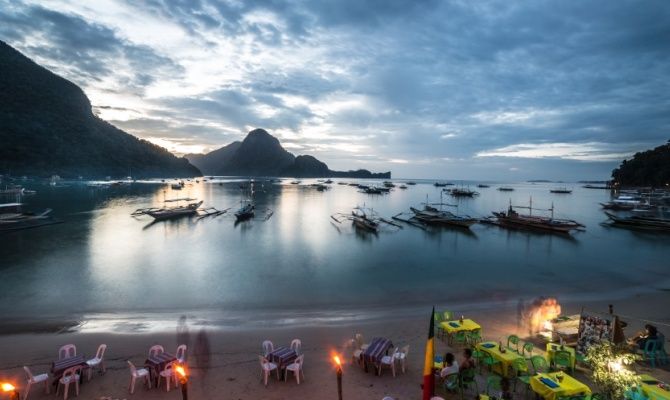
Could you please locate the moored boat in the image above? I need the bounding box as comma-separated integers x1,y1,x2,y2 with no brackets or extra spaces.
550,187,572,194
605,212,670,231
491,199,584,234
235,201,255,221
410,206,477,228
146,199,203,220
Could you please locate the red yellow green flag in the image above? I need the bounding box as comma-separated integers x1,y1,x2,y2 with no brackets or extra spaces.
422,306,435,400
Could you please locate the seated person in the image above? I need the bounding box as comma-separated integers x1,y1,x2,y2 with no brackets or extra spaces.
439,352,459,390
459,348,476,371
630,324,659,349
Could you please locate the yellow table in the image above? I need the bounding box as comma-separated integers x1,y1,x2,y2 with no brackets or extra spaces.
476,341,524,378
639,374,670,400
440,319,481,334
530,372,591,400
545,343,576,370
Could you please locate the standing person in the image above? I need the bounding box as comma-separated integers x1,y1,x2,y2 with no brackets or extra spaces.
194,328,211,390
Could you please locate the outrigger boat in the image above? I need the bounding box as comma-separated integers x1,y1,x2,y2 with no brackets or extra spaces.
604,212,670,231
488,198,584,234
550,187,572,194
498,187,514,191
477,184,490,188
446,187,479,197
331,206,401,234
600,195,643,211
0,202,61,232
235,200,255,221
144,198,203,220
401,192,477,228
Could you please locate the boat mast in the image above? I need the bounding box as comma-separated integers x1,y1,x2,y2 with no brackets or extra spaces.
529,196,533,216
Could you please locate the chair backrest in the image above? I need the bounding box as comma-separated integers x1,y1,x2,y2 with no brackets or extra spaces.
555,350,571,365
460,367,476,382
443,311,454,321
176,344,187,361
149,345,164,357
401,345,410,357
290,339,301,354
531,355,548,373
127,360,137,375
523,342,534,356
62,365,81,380
59,344,76,360
507,335,519,346
23,366,34,380
487,375,502,393
644,339,659,353
95,344,107,359
354,334,364,348
434,312,443,323
294,354,304,368
444,373,459,388
262,340,274,356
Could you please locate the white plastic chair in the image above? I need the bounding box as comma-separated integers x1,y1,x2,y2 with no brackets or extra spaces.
394,345,409,374
86,344,107,380
23,366,50,400
158,361,178,392
349,338,363,365
262,340,274,357
56,366,81,400
176,344,187,364
378,347,398,377
290,339,301,355
127,361,151,394
285,354,305,384
58,344,76,360
355,333,369,351
148,344,164,358
258,355,279,386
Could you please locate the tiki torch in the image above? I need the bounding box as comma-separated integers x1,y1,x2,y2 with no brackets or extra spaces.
175,365,188,400
333,355,343,400
1,383,19,400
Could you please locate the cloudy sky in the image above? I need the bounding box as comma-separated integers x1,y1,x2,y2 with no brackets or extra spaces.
1,0,669,179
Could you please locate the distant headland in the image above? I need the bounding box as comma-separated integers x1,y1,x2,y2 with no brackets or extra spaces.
186,128,391,179
611,140,670,187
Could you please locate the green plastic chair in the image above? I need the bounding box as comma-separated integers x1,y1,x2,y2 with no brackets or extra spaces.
530,355,549,374
443,311,454,321
434,312,445,338
553,350,573,373
511,358,531,398
442,373,461,396
480,352,500,374
467,329,483,346
453,331,467,346
521,342,534,359
507,335,520,353
486,375,502,395
459,368,479,396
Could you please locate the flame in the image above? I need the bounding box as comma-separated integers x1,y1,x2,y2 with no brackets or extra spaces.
333,355,341,367
523,297,562,334
1,383,15,392
175,365,187,378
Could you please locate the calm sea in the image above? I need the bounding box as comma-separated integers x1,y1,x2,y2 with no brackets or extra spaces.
1,179,668,332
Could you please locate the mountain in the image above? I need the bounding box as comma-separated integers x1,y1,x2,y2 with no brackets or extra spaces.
186,129,391,178
611,140,670,187
0,40,200,178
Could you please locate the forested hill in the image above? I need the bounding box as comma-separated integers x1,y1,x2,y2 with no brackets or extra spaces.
0,40,200,178
612,141,670,187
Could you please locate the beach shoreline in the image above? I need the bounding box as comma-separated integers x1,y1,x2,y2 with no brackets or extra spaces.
1,290,668,399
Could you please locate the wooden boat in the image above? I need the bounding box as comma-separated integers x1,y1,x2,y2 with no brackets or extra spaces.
351,209,379,232
600,195,643,211
491,199,584,234
399,185,408,189
0,203,61,231
550,187,572,194
410,206,477,228
324,179,334,184
583,184,609,189
290,180,301,185
0,185,25,195
235,201,255,221
383,181,395,188
434,182,448,187
477,184,490,188
498,187,514,191
171,181,184,190
605,212,670,231
146,199,202,220
331,207,400,234
361,186,383,194
406,182,417,185
448,188,479,197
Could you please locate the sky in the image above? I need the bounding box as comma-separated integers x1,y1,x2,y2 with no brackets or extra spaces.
1,0,669,180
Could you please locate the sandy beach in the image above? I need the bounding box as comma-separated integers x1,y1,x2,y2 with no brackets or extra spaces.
1,291,669,400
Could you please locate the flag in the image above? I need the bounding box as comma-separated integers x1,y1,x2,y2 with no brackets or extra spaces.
422,306,435,400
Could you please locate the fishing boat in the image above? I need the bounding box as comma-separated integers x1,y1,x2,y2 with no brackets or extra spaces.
331,206,400,234
550,187,572,194
290,180,301,185
491,199,584,234
434,182,448,187
235,200,255,221
583,184,609,189
498,187,514,191
410,205,477,228
0,185,25,195
351,208,379,232
324,179,334,184
604,212,670,231
383,181,395,188
448,188,479,197
600,195,643,211
406,182,417,185
0,203,61,231
477,184,490,188
399,184,408,189
361,186,383,194
145,198,202,220
171,181,184,190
